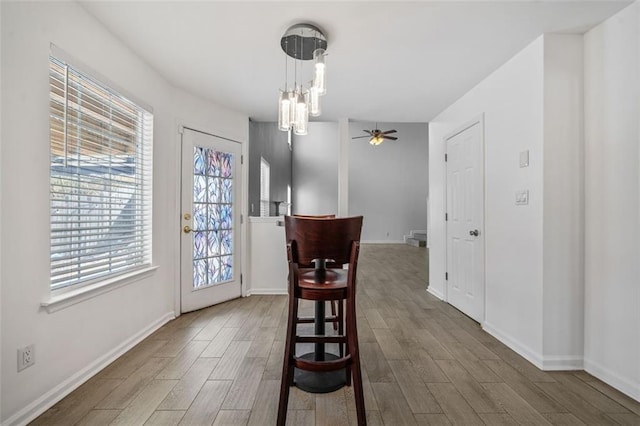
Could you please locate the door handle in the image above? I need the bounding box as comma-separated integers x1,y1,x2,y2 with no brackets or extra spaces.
183,225,193,234
469,229,479,237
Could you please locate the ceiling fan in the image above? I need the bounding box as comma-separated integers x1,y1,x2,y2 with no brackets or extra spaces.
352,125,398,146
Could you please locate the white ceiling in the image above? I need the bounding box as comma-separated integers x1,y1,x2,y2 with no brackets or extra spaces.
80,1,630,123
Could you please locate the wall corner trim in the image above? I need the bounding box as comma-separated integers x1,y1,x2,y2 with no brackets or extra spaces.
427,286,445,301
483,321,544,369
541,356,584,371
483,325,584,371
3,312,175,426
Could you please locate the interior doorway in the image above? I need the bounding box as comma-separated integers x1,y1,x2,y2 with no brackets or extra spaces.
445,116,485,322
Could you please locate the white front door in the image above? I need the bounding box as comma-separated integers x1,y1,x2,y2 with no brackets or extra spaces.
445,118,485,322
181,128,242,313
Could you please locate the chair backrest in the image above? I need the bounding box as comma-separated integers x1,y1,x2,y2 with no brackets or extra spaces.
285,215,363,265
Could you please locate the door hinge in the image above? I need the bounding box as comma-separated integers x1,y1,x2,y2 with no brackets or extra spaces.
240,274,243,285
444,153,448,162
241,155,244,165
445,272,448,280
445,213,448,221
241,214,244,224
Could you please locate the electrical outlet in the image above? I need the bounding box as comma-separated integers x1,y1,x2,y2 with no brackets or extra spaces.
18,344,35,371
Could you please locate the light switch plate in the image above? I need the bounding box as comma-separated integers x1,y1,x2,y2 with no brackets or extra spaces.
519,150,529,168
516,190,529,205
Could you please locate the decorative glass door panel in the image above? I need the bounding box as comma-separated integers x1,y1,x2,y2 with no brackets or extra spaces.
192,147,234,287
181,129,242,313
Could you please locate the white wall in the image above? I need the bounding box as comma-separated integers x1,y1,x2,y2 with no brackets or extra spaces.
248,122,291,217
0,2,3,420
429,34,585,369
429,36,546,359
292,121,429,243
542,35,585,366
0,2,248,424
247,217,287,295
292,122,339,215
349,122,428,242
584,1,640,401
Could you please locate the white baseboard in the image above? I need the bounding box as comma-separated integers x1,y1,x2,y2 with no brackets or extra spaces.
584,358,640,402
3,312,175,426
541,355,583,371
482,321,544,369
427,286,445,300
246,288,288,296
482,321,585,371
361,240,405,244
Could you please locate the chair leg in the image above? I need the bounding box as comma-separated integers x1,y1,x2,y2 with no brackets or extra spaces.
347,301,366,425
330,301,338,331
344,300,351,386
338,300,344,357
277,294,299,426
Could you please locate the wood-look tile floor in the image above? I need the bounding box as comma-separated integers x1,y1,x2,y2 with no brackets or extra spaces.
33,244,640,425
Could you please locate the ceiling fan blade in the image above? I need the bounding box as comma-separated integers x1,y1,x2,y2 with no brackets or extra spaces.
352,136,370,139
363,130,374,135
383,136,398,140
381,129,397,134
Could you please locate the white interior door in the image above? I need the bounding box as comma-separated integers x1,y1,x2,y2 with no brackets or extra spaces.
445,118,485,322
181,128,242,313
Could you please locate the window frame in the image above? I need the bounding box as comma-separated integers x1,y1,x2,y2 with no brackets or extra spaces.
48,48,154,297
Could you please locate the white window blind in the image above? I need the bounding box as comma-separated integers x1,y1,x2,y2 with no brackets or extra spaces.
49,56,153,291
260,157,270,217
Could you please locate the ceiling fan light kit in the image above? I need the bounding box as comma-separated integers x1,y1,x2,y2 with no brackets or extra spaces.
370,135,385,146
352,126,398,146
277,23,327,136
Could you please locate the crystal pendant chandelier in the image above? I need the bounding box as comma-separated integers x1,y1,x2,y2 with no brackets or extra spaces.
277,23,327,135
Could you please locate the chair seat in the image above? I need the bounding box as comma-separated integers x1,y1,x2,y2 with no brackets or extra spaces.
297,269,348,301
298,268,348,289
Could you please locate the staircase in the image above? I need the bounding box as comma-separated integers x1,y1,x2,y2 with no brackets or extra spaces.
404,230,427,247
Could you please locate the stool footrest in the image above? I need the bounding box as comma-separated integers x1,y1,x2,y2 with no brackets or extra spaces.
294,354,352,372
296,335,345,344
297,316,339,324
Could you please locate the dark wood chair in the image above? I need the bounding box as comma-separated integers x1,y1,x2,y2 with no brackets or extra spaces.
278,215,366,426
293,214,341,332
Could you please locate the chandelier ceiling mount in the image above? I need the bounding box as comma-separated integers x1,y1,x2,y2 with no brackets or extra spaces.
280,23,327,60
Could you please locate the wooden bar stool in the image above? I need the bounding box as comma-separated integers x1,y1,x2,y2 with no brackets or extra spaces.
277,215,366,426
293,214,341,332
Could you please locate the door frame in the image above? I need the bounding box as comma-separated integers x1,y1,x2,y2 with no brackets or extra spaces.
443,113,486,323
174,123,249,317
